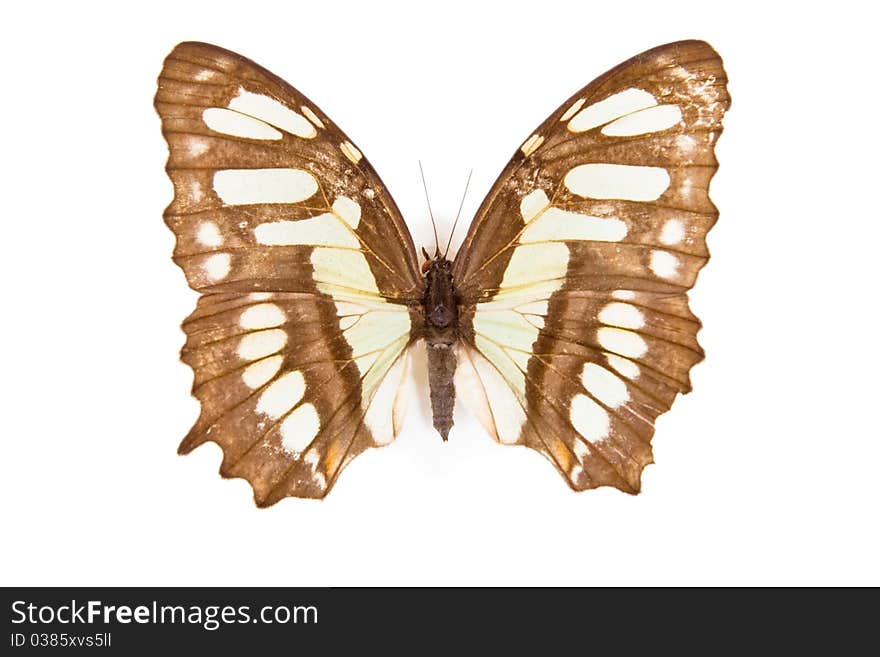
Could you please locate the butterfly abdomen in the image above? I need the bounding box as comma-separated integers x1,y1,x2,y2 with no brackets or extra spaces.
422,257,459,440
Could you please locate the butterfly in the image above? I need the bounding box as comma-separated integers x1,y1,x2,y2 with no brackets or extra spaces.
155,40,729,506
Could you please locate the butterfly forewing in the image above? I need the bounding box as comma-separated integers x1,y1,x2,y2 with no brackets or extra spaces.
156,42,420,504
453,40,730,492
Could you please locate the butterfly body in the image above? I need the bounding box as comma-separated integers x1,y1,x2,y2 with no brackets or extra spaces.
156,40,729,504
420,255,461,440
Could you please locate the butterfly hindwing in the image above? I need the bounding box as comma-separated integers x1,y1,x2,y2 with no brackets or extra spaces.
453,40,730,492
156,42,419,504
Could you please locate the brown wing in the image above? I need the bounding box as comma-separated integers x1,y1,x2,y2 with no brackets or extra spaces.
452,40,730,492
156,42,420,505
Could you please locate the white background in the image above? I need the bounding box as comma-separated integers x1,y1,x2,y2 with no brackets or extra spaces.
2,0,877,586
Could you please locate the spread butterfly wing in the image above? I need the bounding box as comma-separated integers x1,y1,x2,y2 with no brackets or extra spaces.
155,42,421,505
453,40,730,492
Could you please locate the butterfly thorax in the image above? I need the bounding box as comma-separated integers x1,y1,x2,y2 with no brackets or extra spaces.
422,256,459,333
422,256,459,441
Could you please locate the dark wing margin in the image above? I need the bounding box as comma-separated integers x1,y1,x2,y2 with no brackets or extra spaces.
156,42,421,504
452,40,730,492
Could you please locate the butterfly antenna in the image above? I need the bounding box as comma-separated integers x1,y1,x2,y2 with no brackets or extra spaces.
418,160,441,257
444,168,473,258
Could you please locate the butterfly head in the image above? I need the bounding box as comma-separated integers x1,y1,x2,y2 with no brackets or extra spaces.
420,246,449,274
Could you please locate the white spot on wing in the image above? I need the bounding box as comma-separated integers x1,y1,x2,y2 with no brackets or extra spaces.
255,212,358,248
650,250,680,279
332,196,361,229
254,196,361,247
304,448,321,470
188,180,204,203
567,88,656,133
572,438,590,462
570,394,611,443
280,403,321,453
611,290,636,301
228,89,316,138
597,328,647,359
520,207,628,243
340,141,362,164
196,221,223,248
659,219,685,245
310,248,380,295
520,134,544,156
202,253,230,281
237,329,288,361
560,97,586,122
519,190,550,223
676,134,697,152
581,363,629,408
213,169,318,205
202,107,282,140
256,370,306,419
564,164,670,201
241,355,283,389
311,470,327,490
605,353,640,380
598,302,644,329
240,303,286,329
300,105,325,129
498,242,569,291
186,138,209,157
601,104,682,136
